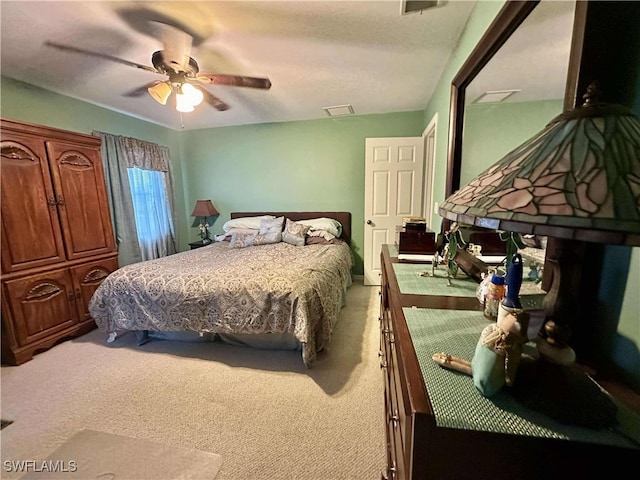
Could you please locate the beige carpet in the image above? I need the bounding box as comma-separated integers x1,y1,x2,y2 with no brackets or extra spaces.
18,429,222,479
1,279,385,480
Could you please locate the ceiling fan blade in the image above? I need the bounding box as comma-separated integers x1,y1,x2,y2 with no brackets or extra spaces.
44,41,158,74
196,74,272,90
197,86,230,111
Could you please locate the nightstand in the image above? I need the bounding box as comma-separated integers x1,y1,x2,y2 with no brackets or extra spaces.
188,240,212,250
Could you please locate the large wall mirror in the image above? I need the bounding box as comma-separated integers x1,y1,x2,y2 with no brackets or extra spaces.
460,1,575,188
445,0,581,266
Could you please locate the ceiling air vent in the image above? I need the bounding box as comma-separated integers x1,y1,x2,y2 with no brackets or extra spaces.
400,0,445,15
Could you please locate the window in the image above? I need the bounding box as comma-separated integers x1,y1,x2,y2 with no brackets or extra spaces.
127,167,175,259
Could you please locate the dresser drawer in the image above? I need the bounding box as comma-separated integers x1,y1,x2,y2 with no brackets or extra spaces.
381,307,410,479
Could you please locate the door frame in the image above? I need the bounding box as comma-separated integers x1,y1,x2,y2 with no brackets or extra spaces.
422,113,438,231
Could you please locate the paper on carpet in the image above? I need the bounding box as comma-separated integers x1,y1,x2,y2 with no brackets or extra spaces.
19,429,222,479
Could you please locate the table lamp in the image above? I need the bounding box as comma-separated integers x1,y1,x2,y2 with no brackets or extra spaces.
191,199,219,243
439,82,640,365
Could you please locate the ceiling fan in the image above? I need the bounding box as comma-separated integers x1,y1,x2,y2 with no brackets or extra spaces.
44,26,271,113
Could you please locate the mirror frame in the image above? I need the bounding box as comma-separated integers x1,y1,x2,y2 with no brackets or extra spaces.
445,0,588,199
445,1,538,199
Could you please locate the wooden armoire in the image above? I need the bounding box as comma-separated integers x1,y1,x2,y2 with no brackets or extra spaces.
1,119,119,365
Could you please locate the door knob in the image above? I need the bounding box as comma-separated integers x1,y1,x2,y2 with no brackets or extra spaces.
367,220,373,225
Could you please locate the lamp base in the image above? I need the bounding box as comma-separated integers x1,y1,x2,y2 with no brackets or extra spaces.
536,337,576,365
511,359,617,429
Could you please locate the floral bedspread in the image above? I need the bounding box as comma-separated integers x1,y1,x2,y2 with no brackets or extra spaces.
88,241,354,366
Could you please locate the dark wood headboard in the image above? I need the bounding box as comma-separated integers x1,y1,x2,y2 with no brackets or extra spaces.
230,212,352,245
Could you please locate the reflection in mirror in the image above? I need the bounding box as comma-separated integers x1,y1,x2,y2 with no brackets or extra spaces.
457,0,576,273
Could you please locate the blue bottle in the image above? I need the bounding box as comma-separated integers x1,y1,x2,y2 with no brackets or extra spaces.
503,253,523,309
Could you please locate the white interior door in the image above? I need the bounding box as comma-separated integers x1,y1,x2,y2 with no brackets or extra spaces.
364,137,424,285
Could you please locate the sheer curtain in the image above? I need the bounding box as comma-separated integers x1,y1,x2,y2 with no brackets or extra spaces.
93,131,177,264
127,167,176,259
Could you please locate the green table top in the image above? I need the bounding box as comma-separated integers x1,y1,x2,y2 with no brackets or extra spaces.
390,245,545,309
403,307,639,447
393,262,478,297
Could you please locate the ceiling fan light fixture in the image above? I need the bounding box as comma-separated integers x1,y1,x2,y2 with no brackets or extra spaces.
148,81,172,105
181,83,204,107
176,88,195,112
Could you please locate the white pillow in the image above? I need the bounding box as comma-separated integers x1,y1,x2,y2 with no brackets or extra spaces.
223,215,275,233
255,216,284,244
282,218,310,246
259,216,284,234
252,231,281,246
229,231,257,248
308,230,336,241
298,218,342,238
220,228,258,242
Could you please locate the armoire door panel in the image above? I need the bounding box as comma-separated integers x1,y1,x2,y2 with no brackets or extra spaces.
46,141,115,260
70,256,118,321
0,134,67,272
4,269,77,346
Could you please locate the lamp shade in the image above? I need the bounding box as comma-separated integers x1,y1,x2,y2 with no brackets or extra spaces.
440,85,640,246
181,83,204,107
191,200,219,217
176,91,195,113
148,81,172,105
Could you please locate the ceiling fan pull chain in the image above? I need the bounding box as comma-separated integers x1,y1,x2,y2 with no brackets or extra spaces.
180,111,185,130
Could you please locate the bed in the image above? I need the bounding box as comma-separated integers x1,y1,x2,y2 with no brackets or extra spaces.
88,212,353,366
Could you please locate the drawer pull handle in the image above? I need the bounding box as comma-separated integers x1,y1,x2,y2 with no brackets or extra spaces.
84,268,109,283
25,282,60,301
389,411,399,427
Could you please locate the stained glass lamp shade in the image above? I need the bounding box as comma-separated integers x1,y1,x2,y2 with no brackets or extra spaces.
440,84,640,363
440,86,640,246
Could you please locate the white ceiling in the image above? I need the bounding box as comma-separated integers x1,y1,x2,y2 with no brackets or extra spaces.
0,1,575,132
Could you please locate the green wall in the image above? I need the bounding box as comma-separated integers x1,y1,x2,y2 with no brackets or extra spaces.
461,99,563,185
181,112,424,274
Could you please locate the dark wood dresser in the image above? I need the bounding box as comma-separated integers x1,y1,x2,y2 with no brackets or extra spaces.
379,244,639,480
